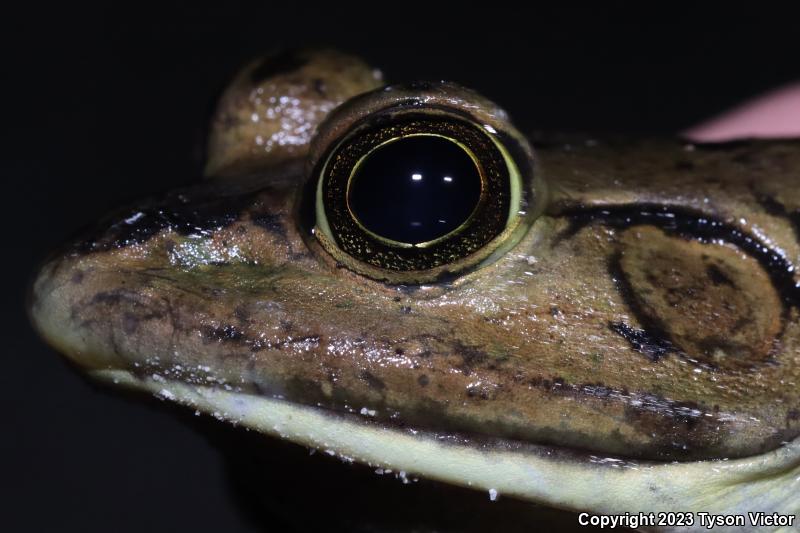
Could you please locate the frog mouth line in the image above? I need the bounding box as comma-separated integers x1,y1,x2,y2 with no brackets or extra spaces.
94,369,800,523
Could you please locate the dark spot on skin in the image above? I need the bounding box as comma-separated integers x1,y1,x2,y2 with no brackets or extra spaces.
788,409,800,422
252,213,289,243
428,270,464,286
90,290,136,307
233,305,250,325
417,374,429,387
82,290,166,337
452,340,489,374
70,270,84,284
754,192,787,218
250,50,308,83
359,370,386,391
313,78,326,95
466,383,496,400
609,322,675,362
86,290,163,320
753,192,800,243
549,306,561,317
200,323,320,353
732,315,754,333
400,306,412,314
705,263,735,287
203,324,246,343
122,313,139,335
280,376,331,410
248,371,268,397
392,296,402,302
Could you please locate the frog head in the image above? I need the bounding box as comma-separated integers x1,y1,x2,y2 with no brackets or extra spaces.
29,49,800,528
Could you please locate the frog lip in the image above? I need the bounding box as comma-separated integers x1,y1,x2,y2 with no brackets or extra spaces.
93,368,800,521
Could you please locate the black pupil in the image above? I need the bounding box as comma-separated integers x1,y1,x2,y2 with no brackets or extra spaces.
347,136,482,244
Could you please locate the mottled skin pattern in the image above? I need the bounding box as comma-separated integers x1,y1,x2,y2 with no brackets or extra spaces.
29,50,800,493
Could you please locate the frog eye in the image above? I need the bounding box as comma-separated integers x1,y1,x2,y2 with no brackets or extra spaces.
306,82,543,283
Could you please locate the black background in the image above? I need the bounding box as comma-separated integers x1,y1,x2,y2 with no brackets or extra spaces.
5,5,800,532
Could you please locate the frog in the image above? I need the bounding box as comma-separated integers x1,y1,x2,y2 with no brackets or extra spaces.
28,48,800,532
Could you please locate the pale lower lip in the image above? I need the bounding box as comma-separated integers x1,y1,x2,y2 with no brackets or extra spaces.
93,368,800,520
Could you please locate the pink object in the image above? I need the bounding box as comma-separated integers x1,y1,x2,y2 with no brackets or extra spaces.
684,83,800,141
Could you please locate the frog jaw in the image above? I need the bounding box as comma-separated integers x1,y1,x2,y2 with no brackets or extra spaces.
92,368,800,533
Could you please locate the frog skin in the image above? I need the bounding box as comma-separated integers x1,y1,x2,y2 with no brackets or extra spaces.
29,49,800,532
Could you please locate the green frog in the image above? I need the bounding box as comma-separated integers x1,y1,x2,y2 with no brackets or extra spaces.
29,49,800,531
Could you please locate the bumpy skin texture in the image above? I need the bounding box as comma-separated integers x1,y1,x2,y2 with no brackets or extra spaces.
30,51,800,468
205,49,383,177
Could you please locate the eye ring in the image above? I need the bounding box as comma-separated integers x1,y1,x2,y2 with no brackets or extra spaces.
317,111,518,276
